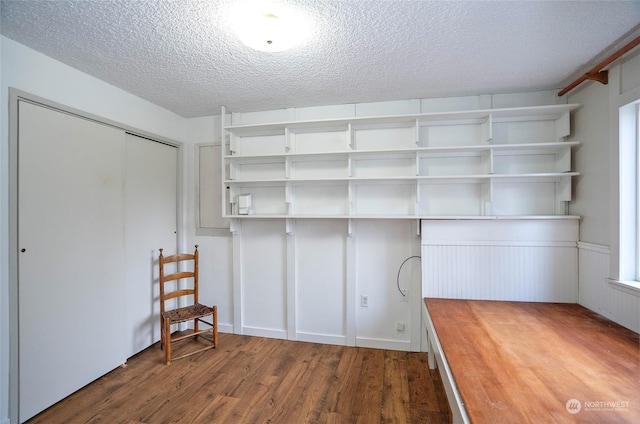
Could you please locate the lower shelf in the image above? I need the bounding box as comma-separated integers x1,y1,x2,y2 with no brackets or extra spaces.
224,214,581,220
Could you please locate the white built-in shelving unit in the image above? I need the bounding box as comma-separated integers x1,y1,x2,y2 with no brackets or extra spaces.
222,104,580,220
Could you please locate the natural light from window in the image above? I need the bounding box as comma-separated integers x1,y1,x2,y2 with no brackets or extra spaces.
619,99,640,287
636,104,640,281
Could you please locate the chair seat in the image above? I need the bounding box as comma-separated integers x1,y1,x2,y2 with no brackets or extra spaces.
162,303,214,324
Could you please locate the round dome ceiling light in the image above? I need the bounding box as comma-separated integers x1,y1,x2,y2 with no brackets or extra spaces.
229,1,312,52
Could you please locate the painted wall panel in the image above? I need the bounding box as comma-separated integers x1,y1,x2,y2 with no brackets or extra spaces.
240,220,287,335
295,220,347,341
196,236,233,332
568,81,611,245
355,220,418,350
578,243,639,333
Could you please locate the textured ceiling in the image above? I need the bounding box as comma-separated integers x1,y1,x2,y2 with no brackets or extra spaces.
1,0,640,118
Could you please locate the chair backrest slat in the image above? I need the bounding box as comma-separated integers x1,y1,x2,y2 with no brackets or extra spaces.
162,253,195,263
159,245,199,314
163,288,196,300
161,271,195,282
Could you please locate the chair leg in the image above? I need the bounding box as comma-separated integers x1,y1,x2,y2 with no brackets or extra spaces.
165,318,172,365
213,306,218,348
193,317,199,341
160,316,165,351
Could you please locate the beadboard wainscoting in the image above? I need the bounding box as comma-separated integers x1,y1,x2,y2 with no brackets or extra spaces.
578,242,639,333
422,219,579,302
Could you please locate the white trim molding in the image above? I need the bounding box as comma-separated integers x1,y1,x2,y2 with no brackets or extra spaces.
577,241,610,254
607,278,640,296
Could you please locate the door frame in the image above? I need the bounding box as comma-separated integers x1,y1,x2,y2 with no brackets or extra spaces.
8,88,183,423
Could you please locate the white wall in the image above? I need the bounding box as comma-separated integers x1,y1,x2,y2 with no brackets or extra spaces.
569,51,640,332
0,36,188,424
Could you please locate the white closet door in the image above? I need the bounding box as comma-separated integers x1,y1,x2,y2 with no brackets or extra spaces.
124,134,177,356
18,101,128,421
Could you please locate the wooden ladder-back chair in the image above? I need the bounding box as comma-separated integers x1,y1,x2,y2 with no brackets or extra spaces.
159,245,218,364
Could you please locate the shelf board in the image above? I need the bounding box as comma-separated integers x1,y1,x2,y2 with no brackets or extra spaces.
226,104,580,135
225,141,581,160
223,214,582,220
225,172,579,185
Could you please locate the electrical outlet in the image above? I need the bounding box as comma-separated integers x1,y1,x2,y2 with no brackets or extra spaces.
396,322,405,331
361,295,369,307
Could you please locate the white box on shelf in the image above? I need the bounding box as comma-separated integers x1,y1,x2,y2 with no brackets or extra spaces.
237,194,252,215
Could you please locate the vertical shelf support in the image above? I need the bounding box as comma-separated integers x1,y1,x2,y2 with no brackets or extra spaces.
229,161,237,180
285,157,292,179
558,146,571,172
484,148,494,175
555,111,571,140
415,181,422,217
228,184,238,216
229,133,238,155
285,127,292,152
557,176,572,215
348,181,355,216
285,182,293,215
482,114,493,144
221,106,229,219
482,180,494,216
285,218,295,235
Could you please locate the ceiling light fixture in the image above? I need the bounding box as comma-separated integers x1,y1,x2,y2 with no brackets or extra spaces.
229,0,312,52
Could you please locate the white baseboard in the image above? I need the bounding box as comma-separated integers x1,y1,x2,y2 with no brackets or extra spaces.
355,337,411,351
232,327,411,351
295,332,346,346
241,326,287,340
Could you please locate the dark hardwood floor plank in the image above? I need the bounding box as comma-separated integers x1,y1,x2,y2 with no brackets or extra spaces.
26,333,451,424
353,348,386,424
381,350,410,423
321,343,363,422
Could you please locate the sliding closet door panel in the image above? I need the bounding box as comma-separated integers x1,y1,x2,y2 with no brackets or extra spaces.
18,102,128,422
124,134,177,356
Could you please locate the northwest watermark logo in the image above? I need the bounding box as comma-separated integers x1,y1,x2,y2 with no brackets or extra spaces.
566,398,630,414
566,399,581,414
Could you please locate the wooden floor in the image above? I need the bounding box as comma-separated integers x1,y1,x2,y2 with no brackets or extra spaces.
425,298,640,424
26,333,451,423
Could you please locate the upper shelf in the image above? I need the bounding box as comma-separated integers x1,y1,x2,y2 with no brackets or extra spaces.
225,104,581,135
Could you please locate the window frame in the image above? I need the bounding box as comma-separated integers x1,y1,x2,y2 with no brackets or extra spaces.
609,98,640,294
